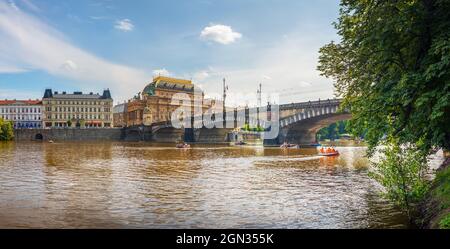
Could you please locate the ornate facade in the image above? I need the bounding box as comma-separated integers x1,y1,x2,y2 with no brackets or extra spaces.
126,76,211,127
42,89,113,128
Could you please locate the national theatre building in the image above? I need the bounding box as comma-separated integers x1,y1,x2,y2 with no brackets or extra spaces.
125,76,212,127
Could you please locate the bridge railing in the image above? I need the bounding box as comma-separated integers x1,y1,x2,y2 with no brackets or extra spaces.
280,99,342,110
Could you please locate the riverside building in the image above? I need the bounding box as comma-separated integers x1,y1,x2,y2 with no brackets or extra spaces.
113,102,128,128
126,76,212,127
0,100,43,128
42,89,113,128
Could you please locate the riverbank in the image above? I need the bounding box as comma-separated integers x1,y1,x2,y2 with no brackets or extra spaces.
419,157,450,229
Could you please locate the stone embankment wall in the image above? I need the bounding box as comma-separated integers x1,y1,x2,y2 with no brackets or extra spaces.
14,128,124,141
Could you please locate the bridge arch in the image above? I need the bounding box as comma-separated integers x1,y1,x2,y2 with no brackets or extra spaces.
277,113,352,145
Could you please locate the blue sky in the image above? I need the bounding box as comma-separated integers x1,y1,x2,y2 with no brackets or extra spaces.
0,0,340,104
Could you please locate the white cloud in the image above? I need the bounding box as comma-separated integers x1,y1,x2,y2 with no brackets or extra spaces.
0,64,28,73
200,24,242,45
90,16,108,20
152,68,170,76
114,19,134,32
262,75,272,80
62,60,77,71
0,2,149,103
193,70,210,81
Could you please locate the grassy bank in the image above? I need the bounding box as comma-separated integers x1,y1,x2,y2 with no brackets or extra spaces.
419,158,450,229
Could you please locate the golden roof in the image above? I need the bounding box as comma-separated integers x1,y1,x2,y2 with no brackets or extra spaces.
153,76,192,86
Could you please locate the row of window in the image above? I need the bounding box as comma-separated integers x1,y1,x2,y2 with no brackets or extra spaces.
46,107,111,113
49,123,111,128
1,115,42,121
47,114,111,120
14,122,42,129
0,108,41,114
44,100,111,106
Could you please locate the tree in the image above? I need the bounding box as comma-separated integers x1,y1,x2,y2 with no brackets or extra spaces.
0,118,14,141
317,0,450,223
369,136,429,221
318,0,450,155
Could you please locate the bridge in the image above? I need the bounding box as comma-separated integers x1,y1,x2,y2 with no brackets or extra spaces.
125,98,351,145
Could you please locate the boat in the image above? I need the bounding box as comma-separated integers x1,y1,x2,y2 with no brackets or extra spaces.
234,141,247,146
319,151,340,156
318,147,340,156
176,143,190,149
280,143,299,149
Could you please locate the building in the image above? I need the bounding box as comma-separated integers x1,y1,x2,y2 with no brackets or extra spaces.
113,102,128,128
42,89,113,128
0,99,43,129
126,76,211,127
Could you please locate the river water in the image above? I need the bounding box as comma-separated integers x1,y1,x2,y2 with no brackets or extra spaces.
0,141,416,228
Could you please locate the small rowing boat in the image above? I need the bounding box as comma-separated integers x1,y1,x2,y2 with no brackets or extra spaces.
234,141,247,146
319,151,340,157
280,143,299,149
176,143,190,149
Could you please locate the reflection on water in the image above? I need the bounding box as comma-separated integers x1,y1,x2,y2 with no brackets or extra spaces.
0,141,412,228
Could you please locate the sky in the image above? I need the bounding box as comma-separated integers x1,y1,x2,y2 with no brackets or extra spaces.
0,0,341,105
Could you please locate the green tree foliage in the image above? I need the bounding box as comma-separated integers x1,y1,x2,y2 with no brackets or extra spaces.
318,0,450,155
318,0,450,223
369,136,429,221
242,123,265,132
0,118,14,141
317,120,351,140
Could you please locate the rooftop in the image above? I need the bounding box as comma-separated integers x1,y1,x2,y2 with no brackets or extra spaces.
113,103,127,113
153,76,192,86
43,89,112,100
52,93,103,99
0,100,42,105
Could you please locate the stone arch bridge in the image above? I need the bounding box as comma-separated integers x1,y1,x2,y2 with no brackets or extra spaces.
125,98,351,145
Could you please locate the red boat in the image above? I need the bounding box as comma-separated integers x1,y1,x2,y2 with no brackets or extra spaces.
318,147,340,156
319,151,340,156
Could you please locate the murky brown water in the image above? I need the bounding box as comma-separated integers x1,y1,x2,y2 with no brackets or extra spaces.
0,141,412,228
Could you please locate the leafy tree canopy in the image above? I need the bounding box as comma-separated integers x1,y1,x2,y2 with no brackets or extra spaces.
318,0,450,154
0,118,14,141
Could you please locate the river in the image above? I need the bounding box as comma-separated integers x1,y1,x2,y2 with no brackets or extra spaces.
0,141,414,228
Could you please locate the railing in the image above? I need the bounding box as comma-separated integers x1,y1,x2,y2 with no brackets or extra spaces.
279,99,342,110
